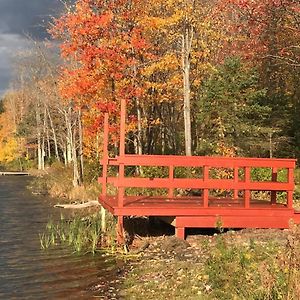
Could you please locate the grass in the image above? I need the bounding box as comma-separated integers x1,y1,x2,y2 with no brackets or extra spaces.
121,224,300,300
39,212,117,254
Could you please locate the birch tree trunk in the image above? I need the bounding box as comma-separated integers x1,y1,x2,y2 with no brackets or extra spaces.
35,103,44,170
182,25,193,156
47,107,60,162
78,109,84,182
65,108,73,165
64,107,81,187
72,125,80,187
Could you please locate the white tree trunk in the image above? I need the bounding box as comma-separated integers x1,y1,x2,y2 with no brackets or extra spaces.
78,109,84,182
47,107,60,162
36,104,44,170
182,26,193,156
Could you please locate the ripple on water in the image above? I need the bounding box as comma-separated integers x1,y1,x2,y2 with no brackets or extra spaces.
0,177,118,299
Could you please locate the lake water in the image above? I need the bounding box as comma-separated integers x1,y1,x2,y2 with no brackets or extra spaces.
0,176,119,299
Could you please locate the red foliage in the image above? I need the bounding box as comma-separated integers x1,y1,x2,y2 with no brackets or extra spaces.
50,0,151,137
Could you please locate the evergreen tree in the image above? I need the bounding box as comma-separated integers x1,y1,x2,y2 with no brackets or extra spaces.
197,57,271,157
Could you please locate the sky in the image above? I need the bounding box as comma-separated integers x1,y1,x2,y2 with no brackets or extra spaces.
0,0,66,96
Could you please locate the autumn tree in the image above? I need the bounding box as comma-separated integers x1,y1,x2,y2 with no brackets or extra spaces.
0,92,25,167
216,0,300,157
139,0,224,155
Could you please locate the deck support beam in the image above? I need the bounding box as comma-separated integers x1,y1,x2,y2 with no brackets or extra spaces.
117,216,124,244
176,227,185,239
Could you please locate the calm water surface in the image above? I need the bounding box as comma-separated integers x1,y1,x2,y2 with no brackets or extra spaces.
0,177,117,299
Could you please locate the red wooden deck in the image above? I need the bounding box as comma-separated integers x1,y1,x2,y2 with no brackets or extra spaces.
98,99,300,241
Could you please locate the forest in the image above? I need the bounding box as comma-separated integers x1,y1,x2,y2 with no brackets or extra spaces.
0,0,299,186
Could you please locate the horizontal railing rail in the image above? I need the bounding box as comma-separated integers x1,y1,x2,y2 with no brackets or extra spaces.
106,177,293,191
101,154,296,168
99,154,296,209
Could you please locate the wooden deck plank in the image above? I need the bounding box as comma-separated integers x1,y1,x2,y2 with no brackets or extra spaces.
99,195,293,216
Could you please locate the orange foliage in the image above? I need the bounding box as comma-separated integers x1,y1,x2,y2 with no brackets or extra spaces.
49,0,156,157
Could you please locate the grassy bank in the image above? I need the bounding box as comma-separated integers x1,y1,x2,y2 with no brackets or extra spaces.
28,162,102,202
121,225,300,300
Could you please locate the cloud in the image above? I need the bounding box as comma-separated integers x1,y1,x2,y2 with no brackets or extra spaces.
0,0,66,39
0,0,67,96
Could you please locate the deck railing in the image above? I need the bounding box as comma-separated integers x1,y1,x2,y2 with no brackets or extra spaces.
98,102,298,242
99,154,296,210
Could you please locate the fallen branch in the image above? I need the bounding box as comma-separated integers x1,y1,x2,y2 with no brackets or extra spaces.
54,200,100,209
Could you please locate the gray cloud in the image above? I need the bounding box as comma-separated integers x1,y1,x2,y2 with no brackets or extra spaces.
0,33,31,95
0,0,65,39
0,0,67,96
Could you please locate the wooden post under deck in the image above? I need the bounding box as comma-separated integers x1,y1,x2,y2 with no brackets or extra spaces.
117,98,127,244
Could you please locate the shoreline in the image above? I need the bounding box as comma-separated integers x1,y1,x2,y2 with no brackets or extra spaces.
27,171,300,299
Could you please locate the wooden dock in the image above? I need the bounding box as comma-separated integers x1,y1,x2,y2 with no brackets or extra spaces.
0,171,30,176
98,99,300,242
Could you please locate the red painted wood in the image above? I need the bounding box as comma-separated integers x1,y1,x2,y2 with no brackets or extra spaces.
203,166,209,208
101,113,109,196
99,195,295,216
176,216,292,229
288,168,294,209
113,154,296,168
168,165,174,198
234,167,238,199
117,216,124,244
99,98,298,240
106,177,293,191
176,227,185,239
119,98,126,157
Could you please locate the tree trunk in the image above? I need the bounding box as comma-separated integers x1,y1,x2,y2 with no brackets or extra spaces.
47,107,60,162
72,116,81,187
63,146,67,166
35,104,44,170
78,109,84,182
64,107,81,187
182,25,193,156
65,108,73,164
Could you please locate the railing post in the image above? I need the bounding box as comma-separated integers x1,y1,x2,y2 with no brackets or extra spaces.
101,113,109,233
168,165,174,198
244,167,250,208
234,167,239,200
203,165,209,208
271,167,278,205
117,98,126,244
287,168,294,209
118,99,126,209
101,113,109,197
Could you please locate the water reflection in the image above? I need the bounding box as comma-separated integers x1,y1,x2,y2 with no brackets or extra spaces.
0,177,116,299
